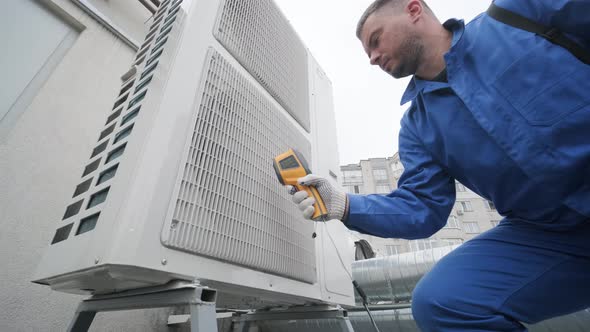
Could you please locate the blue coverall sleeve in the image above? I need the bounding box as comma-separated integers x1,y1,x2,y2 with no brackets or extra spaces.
344,122,456,240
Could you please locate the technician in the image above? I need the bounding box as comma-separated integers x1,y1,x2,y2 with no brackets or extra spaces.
290,0,590,331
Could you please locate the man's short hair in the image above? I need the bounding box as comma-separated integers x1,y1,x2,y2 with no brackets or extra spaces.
356,0,431,39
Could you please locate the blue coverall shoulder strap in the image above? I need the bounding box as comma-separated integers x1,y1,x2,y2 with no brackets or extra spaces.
487,2,590,64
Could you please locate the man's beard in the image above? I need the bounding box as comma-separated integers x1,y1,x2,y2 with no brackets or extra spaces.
389,34,423,78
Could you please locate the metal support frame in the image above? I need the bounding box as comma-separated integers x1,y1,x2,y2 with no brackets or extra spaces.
346,303,412,312
67,280,217,332
233,305,355,332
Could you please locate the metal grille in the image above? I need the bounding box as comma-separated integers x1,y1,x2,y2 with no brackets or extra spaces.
213,0,310,132
163,49,316,283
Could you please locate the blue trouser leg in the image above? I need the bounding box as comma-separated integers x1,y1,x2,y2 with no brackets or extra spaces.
411,219,590,331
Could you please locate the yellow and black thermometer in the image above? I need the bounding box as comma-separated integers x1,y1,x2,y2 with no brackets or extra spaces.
273,148,328,220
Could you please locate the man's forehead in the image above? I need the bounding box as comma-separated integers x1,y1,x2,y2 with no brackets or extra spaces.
360,11,386,43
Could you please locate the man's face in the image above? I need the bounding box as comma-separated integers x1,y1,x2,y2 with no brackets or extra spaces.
360,7,423,78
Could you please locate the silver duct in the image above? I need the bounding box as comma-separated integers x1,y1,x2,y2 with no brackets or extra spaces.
351,244,461,303
348,244,590,331
348,308,419,331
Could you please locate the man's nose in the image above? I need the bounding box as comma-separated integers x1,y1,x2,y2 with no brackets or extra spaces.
369,51,380,66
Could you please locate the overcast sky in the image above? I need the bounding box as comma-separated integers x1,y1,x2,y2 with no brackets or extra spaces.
274,0,490,165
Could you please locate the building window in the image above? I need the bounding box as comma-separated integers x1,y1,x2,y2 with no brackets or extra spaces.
463,222,480,234
455,182,466,192
441,238,463,246
344,185,361,194
444,215,461,229
409,239,436,251
375,185,390,194
385,245,401,255
457,200,473,212
390,161,404,178
486,200,496,211
343,170,362,178
343,170,363,184
372,169,388,181
490,220,501,227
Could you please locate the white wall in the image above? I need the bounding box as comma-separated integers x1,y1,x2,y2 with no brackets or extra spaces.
0,0,178,330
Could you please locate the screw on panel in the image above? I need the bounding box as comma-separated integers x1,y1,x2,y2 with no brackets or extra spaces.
161,258,168,265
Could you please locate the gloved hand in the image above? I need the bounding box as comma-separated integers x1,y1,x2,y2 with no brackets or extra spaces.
287,174,349,221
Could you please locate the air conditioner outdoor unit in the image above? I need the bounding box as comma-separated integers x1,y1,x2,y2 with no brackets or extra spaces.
33,0,354,309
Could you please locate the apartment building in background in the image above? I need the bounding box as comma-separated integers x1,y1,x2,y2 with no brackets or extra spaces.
341,152,503,256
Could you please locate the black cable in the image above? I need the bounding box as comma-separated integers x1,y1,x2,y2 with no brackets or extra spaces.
321,221,381,332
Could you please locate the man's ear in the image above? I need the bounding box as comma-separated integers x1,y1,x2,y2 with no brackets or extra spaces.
406,0,423,23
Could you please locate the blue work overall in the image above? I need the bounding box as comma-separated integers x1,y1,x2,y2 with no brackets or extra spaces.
344,1,590,330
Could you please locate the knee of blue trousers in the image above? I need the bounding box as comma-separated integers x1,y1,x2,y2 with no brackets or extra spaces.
411,270,526,332
411,270,468,330
412,274,445,330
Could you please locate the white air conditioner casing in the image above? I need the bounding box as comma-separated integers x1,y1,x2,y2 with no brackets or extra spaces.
33,0,354,309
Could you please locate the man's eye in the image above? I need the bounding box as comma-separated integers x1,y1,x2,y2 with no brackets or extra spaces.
371,37,379,48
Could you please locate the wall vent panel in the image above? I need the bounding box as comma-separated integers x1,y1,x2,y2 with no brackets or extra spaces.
163,49,316,283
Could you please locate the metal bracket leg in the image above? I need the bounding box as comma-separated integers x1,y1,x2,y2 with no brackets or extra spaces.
68,309,96,332
190,302,217,332
66,280,217,332
233,305,354,332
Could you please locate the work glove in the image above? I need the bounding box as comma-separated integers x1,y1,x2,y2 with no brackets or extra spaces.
287,174,349,221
